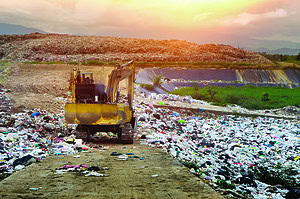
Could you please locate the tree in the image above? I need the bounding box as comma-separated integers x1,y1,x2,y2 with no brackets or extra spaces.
296,52,300,61
207,88,217,100
192,82,199,91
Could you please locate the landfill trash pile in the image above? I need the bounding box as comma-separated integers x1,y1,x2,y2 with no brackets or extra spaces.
135,101,300,199
278,106,300,118
136,92,299,120
137,92,210,108
0,88,79,177
146,93,209,105
0,33,270,64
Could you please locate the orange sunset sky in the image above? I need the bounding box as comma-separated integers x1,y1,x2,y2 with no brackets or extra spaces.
0,0,299,47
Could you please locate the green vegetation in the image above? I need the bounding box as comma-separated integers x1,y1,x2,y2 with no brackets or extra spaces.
259,52,289,62
152,75,163,87
23,60,119,66
22,60,292,69
285,55,300,65
296,52,300,61
169,85,300,110
136,61,256,68
23,61,66,64
82,60,118,66
216,179,235,189
139,83,154,91
139,75,164,91
0,61,12,84
260,52,300,68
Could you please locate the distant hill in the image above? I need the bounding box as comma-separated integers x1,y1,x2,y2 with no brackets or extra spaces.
234,39,300,51
0,33,270,65
247,47,300,55
194,33,300,52
0,23,46,35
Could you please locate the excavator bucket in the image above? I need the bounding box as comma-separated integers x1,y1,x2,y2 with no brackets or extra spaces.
65,103,132,125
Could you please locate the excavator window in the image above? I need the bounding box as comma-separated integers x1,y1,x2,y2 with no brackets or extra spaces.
81,73,93,84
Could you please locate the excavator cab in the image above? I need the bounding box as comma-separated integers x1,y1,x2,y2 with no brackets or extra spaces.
65,61,136,144
74,72,95,103
81,73,94,84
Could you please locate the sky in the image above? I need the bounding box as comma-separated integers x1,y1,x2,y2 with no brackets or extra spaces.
0,0,299,45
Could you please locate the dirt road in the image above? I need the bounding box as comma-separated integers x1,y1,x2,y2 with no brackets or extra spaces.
0,143,223,199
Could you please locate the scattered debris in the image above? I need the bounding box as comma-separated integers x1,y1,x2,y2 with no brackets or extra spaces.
0,88,79,176
135,98,300,198
84,172,109,177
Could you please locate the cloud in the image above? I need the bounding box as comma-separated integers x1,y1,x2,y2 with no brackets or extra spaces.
193,12,213,23
0,0,147,35
0,0,299,44
224,8,288,26
44,0,78,9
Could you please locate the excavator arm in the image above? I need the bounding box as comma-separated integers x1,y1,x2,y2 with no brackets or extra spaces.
106,61,135,109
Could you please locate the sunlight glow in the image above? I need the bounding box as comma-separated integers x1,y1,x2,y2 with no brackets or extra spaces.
50,0,273,30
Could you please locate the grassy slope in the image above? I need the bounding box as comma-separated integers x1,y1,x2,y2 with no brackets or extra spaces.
0,61,11,84
23,60,300,70
170,86,300,110
285,56,300,65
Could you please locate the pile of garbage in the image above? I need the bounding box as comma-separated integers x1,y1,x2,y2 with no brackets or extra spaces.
0,33,270,63
146,93,208,105
0,88,78,176
136,102,300,198
278,106,300,118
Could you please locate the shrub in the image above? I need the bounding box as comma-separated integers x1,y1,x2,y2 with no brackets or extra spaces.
67,61,79,65
261,93,269,101
296,52,300,61
152,75,163,87
192,82,199,91
83,60,105,66
140,83,154,91
207,88,217,100
216,179,235,189
226,94,244,104
191,92,205,100
241,100,260,110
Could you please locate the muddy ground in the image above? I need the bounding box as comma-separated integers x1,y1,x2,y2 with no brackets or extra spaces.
0,63,224,198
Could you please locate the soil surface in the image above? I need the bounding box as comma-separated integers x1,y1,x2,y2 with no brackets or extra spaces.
0,143,223,199
4,63,116,112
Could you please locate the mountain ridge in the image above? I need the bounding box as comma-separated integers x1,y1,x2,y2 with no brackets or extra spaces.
1,23,300,50
0,23,47,35
247,47,300,55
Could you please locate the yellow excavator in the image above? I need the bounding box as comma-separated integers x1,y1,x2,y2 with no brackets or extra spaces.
65,61,136,144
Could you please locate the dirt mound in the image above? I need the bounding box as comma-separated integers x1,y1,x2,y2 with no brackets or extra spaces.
0,33,270,64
